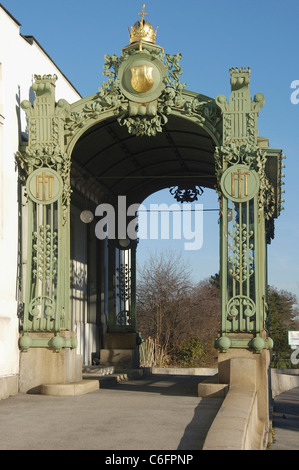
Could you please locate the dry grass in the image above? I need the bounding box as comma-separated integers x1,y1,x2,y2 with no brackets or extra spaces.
139,336,170,367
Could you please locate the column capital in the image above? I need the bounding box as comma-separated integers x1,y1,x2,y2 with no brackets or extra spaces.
216,67,265,160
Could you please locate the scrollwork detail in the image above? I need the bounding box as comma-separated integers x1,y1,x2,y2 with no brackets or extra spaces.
256,148,275,220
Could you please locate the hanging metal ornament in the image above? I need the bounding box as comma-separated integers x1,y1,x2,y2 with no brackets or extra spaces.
169,185,204,203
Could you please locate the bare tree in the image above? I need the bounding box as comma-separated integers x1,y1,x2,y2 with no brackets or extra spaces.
136,250,220,365
137,250,193,350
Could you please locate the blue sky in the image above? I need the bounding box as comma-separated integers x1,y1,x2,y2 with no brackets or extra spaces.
3,0,299,299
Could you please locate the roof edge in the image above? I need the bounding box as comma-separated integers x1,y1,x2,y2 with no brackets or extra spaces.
0,4,82,99
21,35,82,98
0,3,21,26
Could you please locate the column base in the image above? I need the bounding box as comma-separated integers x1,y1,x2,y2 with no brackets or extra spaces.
214,332,274,353
18,331,78,352
202,348,272,450
19,346,83,394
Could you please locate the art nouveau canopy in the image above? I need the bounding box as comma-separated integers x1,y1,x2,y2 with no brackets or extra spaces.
17,5,284,356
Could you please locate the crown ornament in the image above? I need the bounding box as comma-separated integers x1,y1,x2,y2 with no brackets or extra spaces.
128,4,158,45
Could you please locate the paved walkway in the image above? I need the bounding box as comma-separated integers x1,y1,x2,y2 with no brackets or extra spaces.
269,386,299,450
0,374,298,450
0,374,223,450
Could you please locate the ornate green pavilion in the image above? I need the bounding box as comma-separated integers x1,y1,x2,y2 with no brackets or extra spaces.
16,5,284,367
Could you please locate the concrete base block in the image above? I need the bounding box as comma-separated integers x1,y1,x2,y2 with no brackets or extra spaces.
40,380,99,396
19,347,83,394
0,374,18,400
218,353,257,390
198,382,229,398
202,349,272,450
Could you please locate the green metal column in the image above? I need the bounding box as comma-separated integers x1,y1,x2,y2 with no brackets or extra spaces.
214,67,274,353
17,74,76,352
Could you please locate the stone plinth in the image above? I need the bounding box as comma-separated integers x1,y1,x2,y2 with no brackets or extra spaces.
19,347,82,394
40,380,99,396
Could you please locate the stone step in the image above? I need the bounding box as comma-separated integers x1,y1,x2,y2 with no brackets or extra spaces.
40,379,99,396
82,367,151,388
82,365,116,376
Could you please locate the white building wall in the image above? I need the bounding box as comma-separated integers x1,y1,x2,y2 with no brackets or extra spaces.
0,5,81,395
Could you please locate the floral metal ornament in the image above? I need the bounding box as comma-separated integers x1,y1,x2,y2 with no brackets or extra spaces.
65,47,189,138
170,185,204,203
64,42,221,140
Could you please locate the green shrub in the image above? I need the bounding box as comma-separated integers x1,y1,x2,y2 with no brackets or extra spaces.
172,336,207,368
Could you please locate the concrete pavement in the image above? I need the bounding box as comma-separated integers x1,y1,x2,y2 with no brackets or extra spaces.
269,386,299,450
0,373,223,450
0,372,298,450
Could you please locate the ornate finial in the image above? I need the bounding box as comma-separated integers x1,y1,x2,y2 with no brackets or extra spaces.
138,4,148,23
128,4,158,45
31,74,58,97
229,67,251,90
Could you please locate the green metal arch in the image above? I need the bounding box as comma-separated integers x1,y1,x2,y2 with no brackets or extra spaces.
64,91,222,159
16,56,284,355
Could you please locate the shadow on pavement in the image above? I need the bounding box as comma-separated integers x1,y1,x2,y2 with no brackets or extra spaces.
178,398,223,449
106,374,212,397
272,388,299,431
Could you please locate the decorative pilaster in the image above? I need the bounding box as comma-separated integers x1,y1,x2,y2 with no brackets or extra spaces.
214,68,274,353
17,75,75,352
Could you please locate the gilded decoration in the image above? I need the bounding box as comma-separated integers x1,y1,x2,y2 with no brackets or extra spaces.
17,74,72,224
220,165,260,202
131,64,154,92
128,4,158,45
26,168,63,205
117,51,167,103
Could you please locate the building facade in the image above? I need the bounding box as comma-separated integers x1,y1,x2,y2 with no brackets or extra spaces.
0,5,81,398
